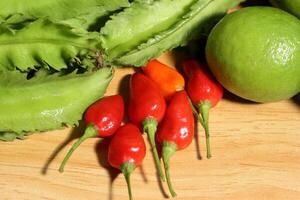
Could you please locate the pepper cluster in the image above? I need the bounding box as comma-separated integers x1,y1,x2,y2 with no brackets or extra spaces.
59,59,223,199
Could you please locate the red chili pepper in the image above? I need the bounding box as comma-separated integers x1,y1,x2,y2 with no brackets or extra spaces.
142,59,200,123
182,59,223,159
108,123,146,200
128,73,166,181
142,59,185,100
156,90,194,197
59,95,124,172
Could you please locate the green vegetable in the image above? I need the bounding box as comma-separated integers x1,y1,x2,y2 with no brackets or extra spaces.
269,0,300,19
0,0,129,30
0,0,244,71
100,0,245,67
0,67,113,141
0,17,100,72
206,7,300,102
100,0,195,60
0,0,245,142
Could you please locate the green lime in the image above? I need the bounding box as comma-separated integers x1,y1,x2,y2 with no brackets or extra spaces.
206,7,300,103
270,0,300,18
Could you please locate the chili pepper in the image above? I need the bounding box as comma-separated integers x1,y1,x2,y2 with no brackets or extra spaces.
156,90,194,197
59,95,124,172
182,59,223,159
128,73,166,181
142,59,201,124
108,123,146,200
142,59,185,100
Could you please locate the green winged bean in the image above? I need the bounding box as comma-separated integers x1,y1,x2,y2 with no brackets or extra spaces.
0,68,113,141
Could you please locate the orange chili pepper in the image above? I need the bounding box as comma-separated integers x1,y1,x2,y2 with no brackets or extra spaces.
142,59,185,100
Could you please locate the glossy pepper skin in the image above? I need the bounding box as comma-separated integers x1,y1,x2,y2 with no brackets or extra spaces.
108,123,146,200
85,95,124,137
182,59,223,159
59,95,124,172
156,90,194,197
128,73,166,125
128,73,166,181
142,59,200,123
142,59,185,100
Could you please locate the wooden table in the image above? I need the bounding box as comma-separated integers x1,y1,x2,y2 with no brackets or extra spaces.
1,52,299,200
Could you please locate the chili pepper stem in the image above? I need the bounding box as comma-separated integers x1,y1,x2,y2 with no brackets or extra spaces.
121,162,136,200
143,118,166,181
187,95,204,126
198,101,212,159
162,141,177,197
59,125,98,172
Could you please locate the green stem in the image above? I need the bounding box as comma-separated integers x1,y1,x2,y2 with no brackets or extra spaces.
162,141,177,197
121,162,136,200
143,118,165,182
187,95,204,126
198,101,212,159
59,124,98,172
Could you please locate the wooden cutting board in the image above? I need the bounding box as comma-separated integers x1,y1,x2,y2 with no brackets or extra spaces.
0,52,299,200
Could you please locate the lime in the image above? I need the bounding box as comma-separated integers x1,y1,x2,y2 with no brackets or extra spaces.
205,7,300,102
270,0,300,18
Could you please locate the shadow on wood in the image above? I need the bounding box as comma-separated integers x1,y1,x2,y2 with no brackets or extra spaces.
95,139,119,200
194,119,203,160
222,90,258,104
292,93,300,109
117,74,131,123
40,121,86,175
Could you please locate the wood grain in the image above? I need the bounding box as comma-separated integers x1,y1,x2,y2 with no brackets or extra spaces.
0,52,299,200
